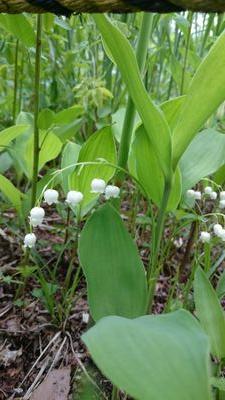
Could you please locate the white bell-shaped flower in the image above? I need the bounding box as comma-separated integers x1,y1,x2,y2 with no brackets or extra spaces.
29,207,45,227
66,191,83,206
210,191,217,200
219,200,225,209
220,191,225,200
91,178,106,194
194,191,202,200
219,229,225,241
186,189,195,199
24,233,37,248
105,185,120,200
204,186,213,195
44,189,59,205
214,224,223,236
199,231,211,243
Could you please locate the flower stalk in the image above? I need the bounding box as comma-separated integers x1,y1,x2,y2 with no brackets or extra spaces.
31,15,42,208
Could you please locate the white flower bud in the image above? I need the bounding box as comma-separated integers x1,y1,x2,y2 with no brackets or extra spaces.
210,191,217,200
105,185,120,200
219,229,225,241
24,233,37,248
30,207,45,219
220,191,225,200
186,189,195,199
29,207,45,227
44,189,59,205
199,231,211,243
219,200,225,209
82,312,89,324
204,186,213,195
91,178,106,194
194,191,201,200
66,191,83,206
213,224,223,236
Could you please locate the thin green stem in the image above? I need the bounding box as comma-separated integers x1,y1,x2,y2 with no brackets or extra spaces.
31,15,42,208
147,180,172,313
111,386,119,400
183,256,199,309
179,219,198,280
13,39,19,124
164,266,180,313
64,208,81,293
204,243,211,273
180,12,193,95
18,49,24,112
64,207,71,245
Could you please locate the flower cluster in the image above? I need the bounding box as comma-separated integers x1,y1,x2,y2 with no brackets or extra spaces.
186,186,225,207
186,189,202,200
91,179,120,199
185,185,225,245
23,179,120,249
199,223,225,244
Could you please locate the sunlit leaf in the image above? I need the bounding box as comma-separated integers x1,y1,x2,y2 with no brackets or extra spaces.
194,267,225,359
70,126,116,216
180,129,225,193
93,14,172,179
83,310,211,400
79,203,147,321
173,31,225,166
0,15,35,47
0,174,23,211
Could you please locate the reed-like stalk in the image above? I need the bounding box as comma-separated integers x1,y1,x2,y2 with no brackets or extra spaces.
31,15,42,208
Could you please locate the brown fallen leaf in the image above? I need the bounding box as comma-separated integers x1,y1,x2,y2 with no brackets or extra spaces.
31,367,71,400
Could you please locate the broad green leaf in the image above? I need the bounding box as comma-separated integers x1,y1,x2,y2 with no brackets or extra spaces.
70,126,116,216
24,131,62,179
16,112,33,126
180,129,225,193
61,142,81,193
194,267,225,359
173,31,225,166
93,14,172,179
38,109,55,130
43,14,55,32
0,174,23,210
83,310,211,400
111,107,126,143
9,125,33,178
79,204,147,321
214,165,225,186
132,125,181,210
0,153,12,174
160,96,185,131
0,15,35,47
217,270,225,299
53,119,82,143
0,125,28,151
54,105,83,125
39,132,63,172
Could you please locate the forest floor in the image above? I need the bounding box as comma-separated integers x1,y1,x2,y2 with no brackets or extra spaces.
0,200,199,400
